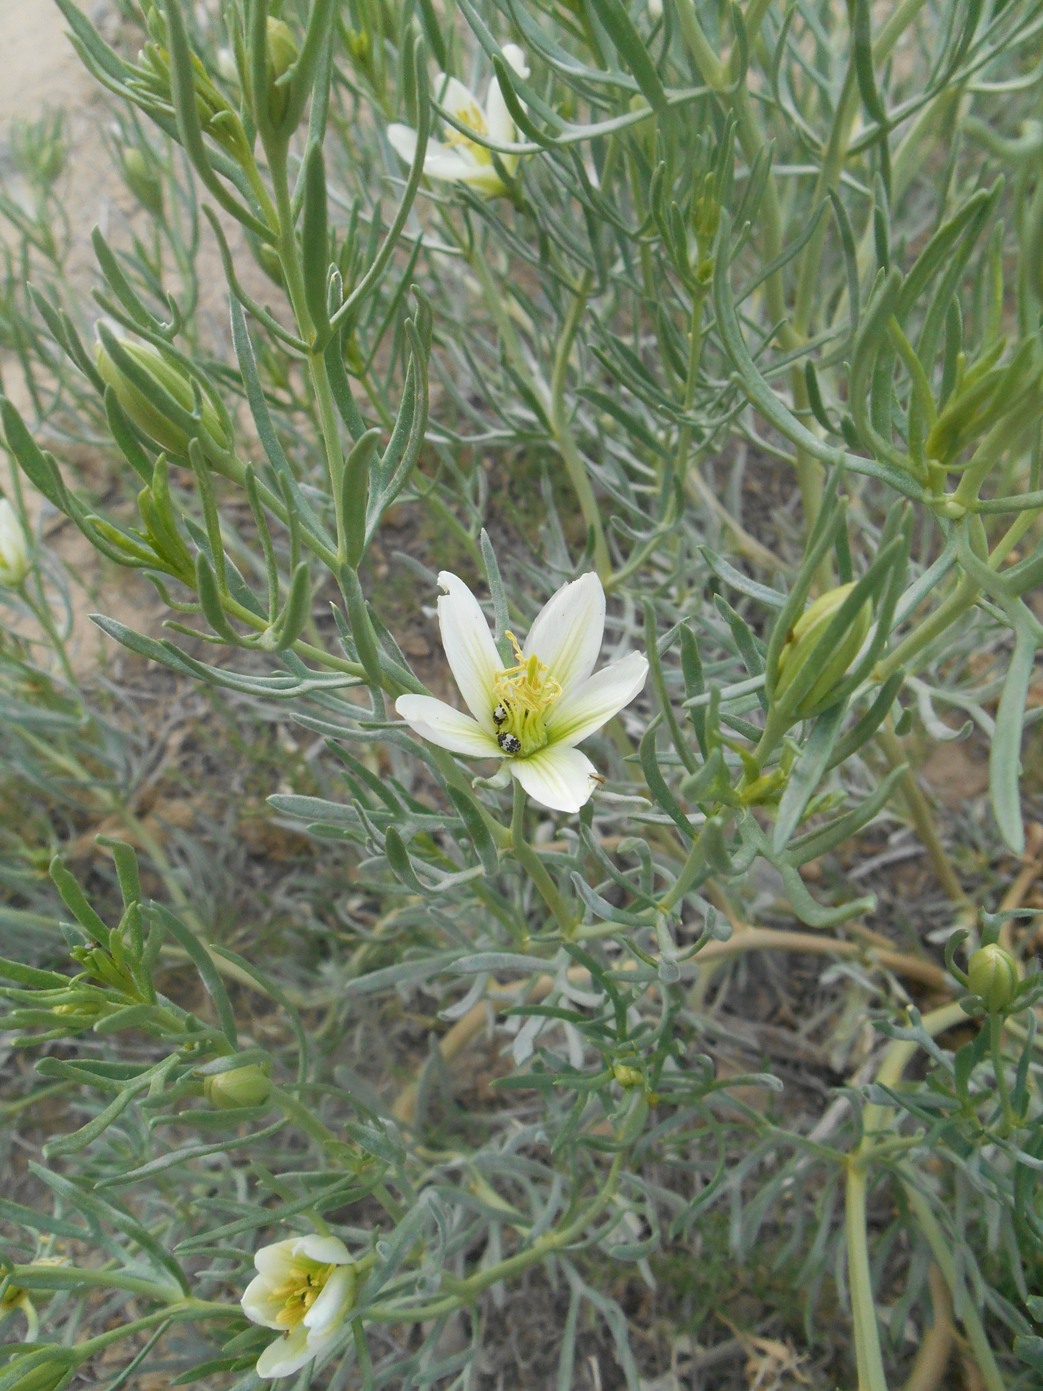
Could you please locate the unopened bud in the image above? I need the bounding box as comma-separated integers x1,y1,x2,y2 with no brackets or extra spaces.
95,338,230,464
121,149,164,217
612,1063,643,1088
773,583,872,717
6,1363,71,1391
0,500,31,588
967,944,1020,1013
203,1063,271,1110
265,18,298,130
693,172,720,255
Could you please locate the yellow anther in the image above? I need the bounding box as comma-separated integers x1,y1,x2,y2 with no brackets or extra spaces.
491,633,562,757
444,100,494,164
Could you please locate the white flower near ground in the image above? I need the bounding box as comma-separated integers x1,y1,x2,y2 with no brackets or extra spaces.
241,1235,356,1379
387,44,529,197
0,499,30,588
396,572,648,813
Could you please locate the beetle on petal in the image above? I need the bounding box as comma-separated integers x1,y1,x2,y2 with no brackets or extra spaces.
395,572,648,814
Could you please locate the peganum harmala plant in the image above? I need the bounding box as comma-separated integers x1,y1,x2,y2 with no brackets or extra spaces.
1,0,1043,1386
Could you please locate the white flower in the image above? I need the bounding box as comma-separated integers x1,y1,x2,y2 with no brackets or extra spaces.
395,572,648,814
0,499,30,588
387,44,529,197
241,1235,356,1379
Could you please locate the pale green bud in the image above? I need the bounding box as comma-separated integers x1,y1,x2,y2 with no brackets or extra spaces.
693,172,720,255
967,944,1020,1013
95,338,230,464
6,1364,71,1391
773,583,872,717
0,500,31,588
121,149,164,217
203,1063,272,1110
265,18,298,129
612,1063,643,1088
0,501,31,590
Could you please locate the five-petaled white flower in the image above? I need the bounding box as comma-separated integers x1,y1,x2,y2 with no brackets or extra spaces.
396,572,648,814
0,499,30,588
387,45,529,197
242,1235,355,1379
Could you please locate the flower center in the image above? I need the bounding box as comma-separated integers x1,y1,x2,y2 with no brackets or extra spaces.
443,97,494,165
491,631,561,757
270,1260,335,1331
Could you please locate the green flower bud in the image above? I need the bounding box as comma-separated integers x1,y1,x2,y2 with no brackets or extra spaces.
967,944,1020,1013
773,583,872,717
693,172,720,255
121,149,164,218
265,18,298,129
95,338,230,464
5,1362,72,1391
0,499,31,588
203,1063,272,1110
612,1063,644,1088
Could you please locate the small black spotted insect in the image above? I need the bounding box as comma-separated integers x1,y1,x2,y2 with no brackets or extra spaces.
492,702,509,725
497,731,522,754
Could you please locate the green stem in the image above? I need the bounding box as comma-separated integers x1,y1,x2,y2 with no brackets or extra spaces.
897,1181,1008,1391
510,779,575,936
876,509,1040,682
845,1160,889,1391
21,581,77,686
366,1149,627,1323
550,271,611,578
845,1001,967,1391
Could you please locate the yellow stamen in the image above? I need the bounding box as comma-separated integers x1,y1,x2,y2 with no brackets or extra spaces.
270,1261,335,1331
443,97,494,165
492,632,561,757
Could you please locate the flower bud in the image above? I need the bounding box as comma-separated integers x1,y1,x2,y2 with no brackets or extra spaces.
203,1063,272,1110
0,500,31,588
265,18,298,129
5,1362,72,1391
121,149,164,217
612,1063,644,1088
967,944,1020,1013
772,583,872,717
95,338,230,464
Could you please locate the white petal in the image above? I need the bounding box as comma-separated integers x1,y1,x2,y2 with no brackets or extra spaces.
436,572,502,726
396,695,501,759
387,123,418,165
389,128,498,188
485,75,516,146
304,1266,354,1336
485,47,528,145
253,1239,299,1280
421,149,485,181
256,1326,313,1379
434,161,506,195
511,746,599,813
433,74,483,124
523,573,605,692
501,45,530,79
546,652,649,747
293,1235,351,1266
241,1274,287,1330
